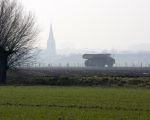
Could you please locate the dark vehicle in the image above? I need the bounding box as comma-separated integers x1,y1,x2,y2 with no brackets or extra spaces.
83,54,115,68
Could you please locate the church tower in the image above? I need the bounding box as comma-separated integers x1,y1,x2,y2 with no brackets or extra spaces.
47,24,56,63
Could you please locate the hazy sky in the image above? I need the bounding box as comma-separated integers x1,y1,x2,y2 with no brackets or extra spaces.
20,0,150,52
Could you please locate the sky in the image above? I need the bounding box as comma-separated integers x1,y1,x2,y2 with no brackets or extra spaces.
20,0,150,52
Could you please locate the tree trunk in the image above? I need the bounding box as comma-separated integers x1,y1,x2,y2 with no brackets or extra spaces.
0,51,7,84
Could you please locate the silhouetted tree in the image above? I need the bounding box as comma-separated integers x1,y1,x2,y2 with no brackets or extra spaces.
0,0,38,83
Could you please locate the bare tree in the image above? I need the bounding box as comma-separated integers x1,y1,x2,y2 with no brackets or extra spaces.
0,0,38,83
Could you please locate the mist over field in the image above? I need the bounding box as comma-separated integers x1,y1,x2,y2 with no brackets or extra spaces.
1,0,150,120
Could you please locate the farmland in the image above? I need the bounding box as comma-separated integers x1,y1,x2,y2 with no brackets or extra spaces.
0,86,150,120
7,67,150,87
2,67,150,119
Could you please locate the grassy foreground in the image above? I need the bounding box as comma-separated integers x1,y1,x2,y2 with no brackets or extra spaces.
0,86,150,120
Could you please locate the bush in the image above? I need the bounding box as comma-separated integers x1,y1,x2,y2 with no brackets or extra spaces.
7,71,150,88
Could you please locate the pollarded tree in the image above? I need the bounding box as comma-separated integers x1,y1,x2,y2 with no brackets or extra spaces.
0,0,38,83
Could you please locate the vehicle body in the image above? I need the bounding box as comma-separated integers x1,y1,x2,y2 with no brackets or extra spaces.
83,54,115,68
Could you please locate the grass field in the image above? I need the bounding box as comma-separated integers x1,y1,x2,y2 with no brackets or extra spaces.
0,86,150,120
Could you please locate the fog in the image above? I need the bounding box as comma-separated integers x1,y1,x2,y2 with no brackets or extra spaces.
34,23,150,67
21,0,150,52
18,0,150,66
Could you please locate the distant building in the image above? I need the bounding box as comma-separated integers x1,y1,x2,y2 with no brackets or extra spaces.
46,24,57,64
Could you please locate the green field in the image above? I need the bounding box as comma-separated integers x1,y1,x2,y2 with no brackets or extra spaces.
0,86,150,120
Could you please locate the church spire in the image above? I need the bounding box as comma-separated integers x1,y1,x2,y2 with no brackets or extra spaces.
47,24,56,62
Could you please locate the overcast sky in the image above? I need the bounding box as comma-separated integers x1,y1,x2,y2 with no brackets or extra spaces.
20,0,150,52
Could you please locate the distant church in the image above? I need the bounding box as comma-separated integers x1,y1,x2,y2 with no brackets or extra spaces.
46,25,57,64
